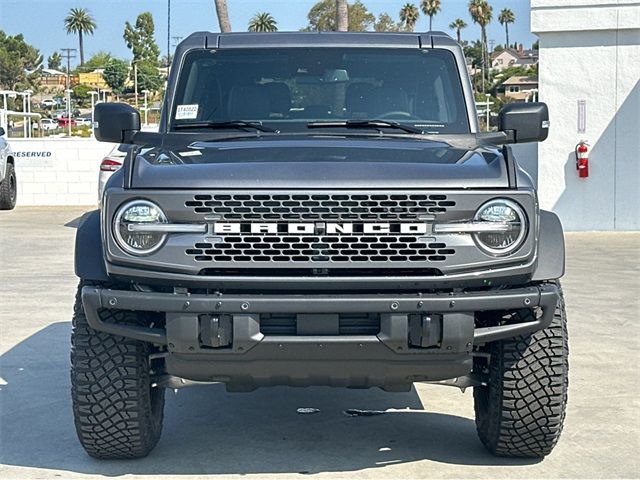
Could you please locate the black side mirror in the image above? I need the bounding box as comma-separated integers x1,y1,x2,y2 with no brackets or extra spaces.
94,102,140,143
499,102,549,143
0,127,5,137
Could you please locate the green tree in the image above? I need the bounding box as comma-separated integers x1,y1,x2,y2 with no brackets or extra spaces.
103,58,129,95
449,18,467,44
64,8,96,66
124,12,161,66
248,12,278,32
0,31,42,90
80,51,112,71
214,0,232,32
399,3,420,32
47,51,62,70
498,8,515,48
374,13,401,32
303,0,375,32
421,0,441,31
136,61,163,93
72,84,91,106
469,0,493,92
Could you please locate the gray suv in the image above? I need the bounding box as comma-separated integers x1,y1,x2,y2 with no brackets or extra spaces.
72,32,568,460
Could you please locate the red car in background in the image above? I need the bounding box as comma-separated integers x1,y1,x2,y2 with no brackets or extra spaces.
57,117,77,128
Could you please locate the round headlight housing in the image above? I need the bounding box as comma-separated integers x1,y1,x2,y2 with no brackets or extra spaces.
113,200,168,255
473,199,527,255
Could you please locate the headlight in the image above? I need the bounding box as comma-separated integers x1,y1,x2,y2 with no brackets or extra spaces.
113,200,168,255
473,199,527,255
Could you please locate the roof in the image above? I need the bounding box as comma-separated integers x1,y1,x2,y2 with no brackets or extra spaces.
492,48,539,61
503,75,539,86
181,31,458,50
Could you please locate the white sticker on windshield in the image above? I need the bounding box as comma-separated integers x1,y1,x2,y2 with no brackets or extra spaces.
175,104,199,120
179,150,202,157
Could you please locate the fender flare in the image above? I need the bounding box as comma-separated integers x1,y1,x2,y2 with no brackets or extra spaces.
74,210,109,282
532,210,565,281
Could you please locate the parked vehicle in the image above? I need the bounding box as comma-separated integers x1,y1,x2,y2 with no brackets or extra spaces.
36,118,58,131
75,117,93,127
0,126,16,210
73,31,567,460
98,144,131,200
40,99,57,108
57,117,76,128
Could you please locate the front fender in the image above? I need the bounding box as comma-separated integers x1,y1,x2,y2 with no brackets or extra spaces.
532,210,565,281
74,210,109,282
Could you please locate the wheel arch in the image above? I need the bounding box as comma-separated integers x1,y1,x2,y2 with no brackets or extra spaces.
75,209,109,282
532,210,565,281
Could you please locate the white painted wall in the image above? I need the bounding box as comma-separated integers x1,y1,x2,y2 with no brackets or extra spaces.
10,138,114,206
532,0,640,231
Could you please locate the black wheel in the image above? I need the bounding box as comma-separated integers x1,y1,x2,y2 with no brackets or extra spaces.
71,282,165,459
0,162,17,210
473,283,568,458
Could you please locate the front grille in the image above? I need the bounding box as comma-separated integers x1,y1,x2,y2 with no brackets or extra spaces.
185,193,455,221
186,235,455,263
260,313,380,335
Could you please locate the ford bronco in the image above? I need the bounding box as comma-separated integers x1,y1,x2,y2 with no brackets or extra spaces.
72,31,568,460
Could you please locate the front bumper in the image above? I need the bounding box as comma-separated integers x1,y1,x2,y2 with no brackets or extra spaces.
81,284,558,390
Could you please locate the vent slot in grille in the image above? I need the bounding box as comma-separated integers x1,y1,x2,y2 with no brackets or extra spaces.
186,235,455,263
185,193,455,220
260,313,380,336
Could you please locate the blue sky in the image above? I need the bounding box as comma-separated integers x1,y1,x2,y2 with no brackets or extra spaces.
0,0,536,67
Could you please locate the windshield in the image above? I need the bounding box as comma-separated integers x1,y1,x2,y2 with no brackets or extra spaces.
170,48,470,135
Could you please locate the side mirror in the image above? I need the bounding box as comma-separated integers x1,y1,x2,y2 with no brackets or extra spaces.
499,102,549,143
0,127,5,137
94,102,140,143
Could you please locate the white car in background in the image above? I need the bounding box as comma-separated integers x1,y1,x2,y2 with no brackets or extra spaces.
38,118,58,131
98,144,133,200
0,126,16,210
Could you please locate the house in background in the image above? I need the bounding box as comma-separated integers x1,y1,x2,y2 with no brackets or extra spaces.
502,76,539,101
492,45,539,71
78,70,108,89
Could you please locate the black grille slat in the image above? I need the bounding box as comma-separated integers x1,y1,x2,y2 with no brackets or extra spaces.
185,193,454,221
186,234,455,263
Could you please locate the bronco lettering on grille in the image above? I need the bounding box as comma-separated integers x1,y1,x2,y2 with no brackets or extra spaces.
213,222,428,235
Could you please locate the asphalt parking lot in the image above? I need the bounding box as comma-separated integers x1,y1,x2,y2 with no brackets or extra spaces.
1,206,638,480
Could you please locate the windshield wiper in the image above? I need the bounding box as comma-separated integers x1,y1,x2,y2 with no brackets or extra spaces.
173,120,279,133
307,119,424,135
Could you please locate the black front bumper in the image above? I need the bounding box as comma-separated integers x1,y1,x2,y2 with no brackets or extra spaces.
81,284,558,390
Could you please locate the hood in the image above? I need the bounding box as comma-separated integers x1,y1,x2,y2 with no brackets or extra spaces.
131,137,508,189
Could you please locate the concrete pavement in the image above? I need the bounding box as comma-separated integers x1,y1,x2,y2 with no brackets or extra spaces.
1,207,639,479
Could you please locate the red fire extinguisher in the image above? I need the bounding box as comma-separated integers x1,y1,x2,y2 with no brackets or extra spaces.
575,141,589,178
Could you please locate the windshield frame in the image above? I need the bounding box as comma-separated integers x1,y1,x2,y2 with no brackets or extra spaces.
166,46,473,137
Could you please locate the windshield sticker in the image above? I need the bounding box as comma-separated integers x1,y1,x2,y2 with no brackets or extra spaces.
175,104,199,120
179,150,202,157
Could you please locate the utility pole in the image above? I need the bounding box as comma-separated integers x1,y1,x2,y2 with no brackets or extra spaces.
134,62,138,108
167,0,171,66
60,48,77,137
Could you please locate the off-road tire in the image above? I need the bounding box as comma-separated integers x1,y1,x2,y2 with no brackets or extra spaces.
474,283,568,458
71,282,165,459
0,162,16,210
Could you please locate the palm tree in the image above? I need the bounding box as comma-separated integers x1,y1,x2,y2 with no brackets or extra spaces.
248,12,278,32
214,0,232,32
399,3,420,32
468,0,493,92
449,18,467,44
64,8,96,66
421,0,441,31
336,0,349,32
498,8,515,48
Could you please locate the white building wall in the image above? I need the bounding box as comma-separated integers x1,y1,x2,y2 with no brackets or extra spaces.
10,139,114,206
532,0,640,231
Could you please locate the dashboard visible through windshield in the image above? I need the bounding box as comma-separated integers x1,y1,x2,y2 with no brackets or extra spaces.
170,47,470,135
